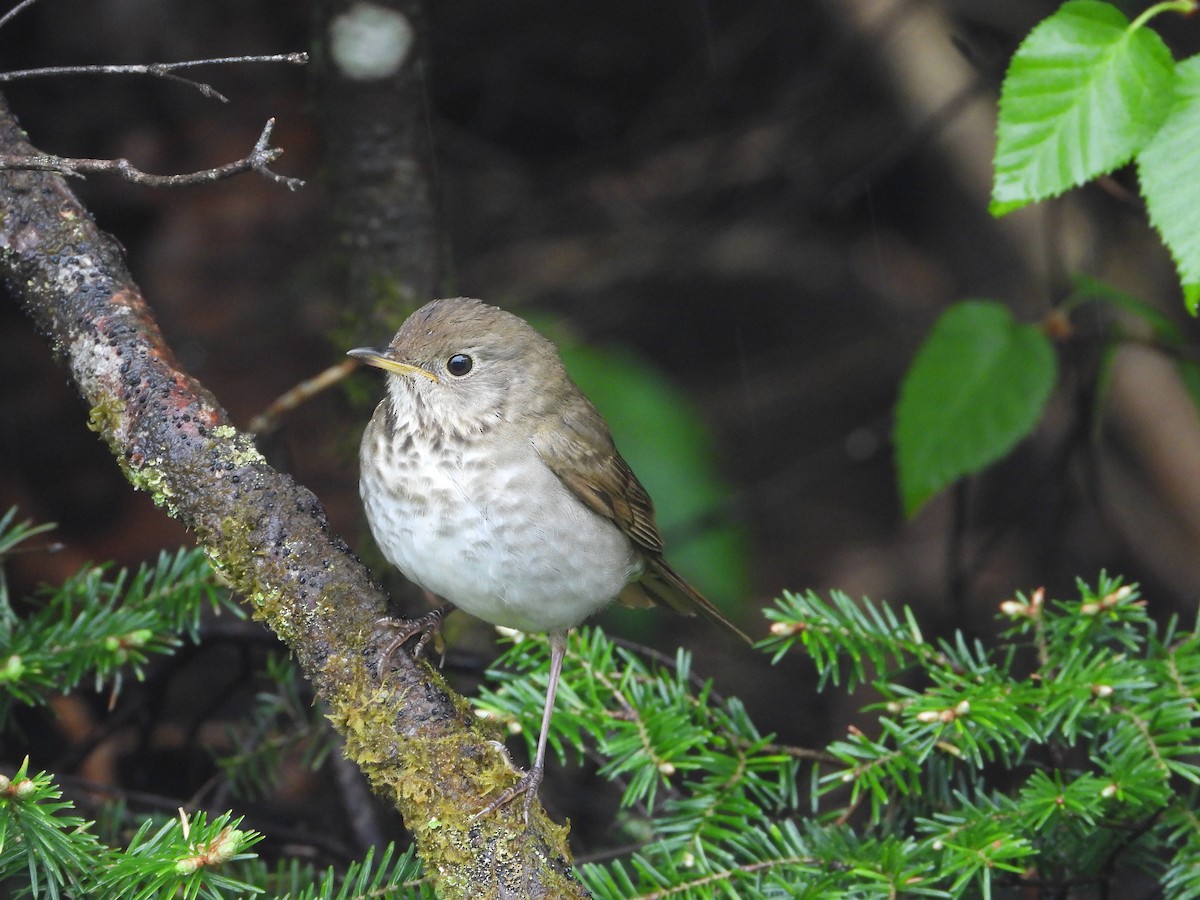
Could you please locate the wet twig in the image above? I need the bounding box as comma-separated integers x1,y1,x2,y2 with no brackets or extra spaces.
0,118,304,190
0,52,309,103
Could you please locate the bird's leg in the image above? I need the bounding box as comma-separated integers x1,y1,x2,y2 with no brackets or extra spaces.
475,630,567,823
375,593,454,677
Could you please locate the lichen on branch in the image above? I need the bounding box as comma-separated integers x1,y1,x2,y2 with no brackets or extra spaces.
0,93,584,899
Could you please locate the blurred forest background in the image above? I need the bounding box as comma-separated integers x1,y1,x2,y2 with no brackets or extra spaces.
3,0,1200,864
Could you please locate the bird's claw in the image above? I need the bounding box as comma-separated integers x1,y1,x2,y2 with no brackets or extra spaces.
471,762,544,824
375,604,452,677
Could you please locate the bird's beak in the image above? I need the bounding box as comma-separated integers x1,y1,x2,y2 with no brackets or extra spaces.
347,347,440,383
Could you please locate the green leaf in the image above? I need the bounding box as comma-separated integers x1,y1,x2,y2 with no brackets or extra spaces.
894,301,1056,516
992,0,1175,215
0,509,56,559
1138,54,1200,313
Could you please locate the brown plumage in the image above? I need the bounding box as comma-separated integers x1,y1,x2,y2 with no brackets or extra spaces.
350,297,748,821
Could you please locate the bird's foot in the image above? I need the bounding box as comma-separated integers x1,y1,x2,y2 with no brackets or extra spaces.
472,762,544,824
375,603,453,677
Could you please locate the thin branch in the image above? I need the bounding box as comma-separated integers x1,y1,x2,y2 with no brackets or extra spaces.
249,358,357,435
0,53,310,103
755,739,839,765
0,118,304,190
0,0,43,32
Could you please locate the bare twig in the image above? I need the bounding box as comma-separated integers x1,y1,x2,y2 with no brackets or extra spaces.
0,0,43,32
0,53,309,103
249,359,358,435
0,118,304,190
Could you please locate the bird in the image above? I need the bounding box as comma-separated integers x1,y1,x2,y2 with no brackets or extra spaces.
348,297,749,821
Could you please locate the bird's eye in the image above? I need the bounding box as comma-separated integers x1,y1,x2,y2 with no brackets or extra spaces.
446,353,473,376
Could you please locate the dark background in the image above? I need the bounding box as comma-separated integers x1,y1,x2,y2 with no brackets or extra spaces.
2,0,1199,864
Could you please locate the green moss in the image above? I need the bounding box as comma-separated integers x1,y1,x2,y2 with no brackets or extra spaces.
204,518,273,616
127,458,179,516
319,651,576,893
212,425,267,468
87,397,125,437
87,399,177,515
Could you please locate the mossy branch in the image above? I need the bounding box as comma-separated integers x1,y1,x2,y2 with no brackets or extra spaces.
0,95,585,899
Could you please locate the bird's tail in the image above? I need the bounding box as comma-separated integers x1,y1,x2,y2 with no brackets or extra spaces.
620,558,751,643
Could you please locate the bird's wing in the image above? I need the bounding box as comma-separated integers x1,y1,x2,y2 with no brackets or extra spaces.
532,402,751,644
531,409,663,554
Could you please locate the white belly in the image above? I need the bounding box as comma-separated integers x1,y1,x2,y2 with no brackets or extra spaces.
361,420,641,634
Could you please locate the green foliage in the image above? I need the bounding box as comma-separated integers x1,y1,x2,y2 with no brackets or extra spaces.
0,759,268,900
213,653,336,801
0,508,430,898
902,1,1200,513
7,510,1200,894
0,539,241,723
758,573,1200,896
992,0,1200,309
893,301,1056,516
267,843,432,899
0,759,102,900
0,509,57,560
95,810,263,900
0,761,427,900
892,273,1200,516
477,628,798,824
992,0,1176,215
475,574,1200,895
1139,53,1200,312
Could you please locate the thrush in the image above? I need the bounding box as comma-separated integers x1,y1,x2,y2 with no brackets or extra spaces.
350,297,748,821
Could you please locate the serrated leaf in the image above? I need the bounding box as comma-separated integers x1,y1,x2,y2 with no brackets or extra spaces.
894,301,1056,516
992,0,1175,215
1138,55,1200,314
